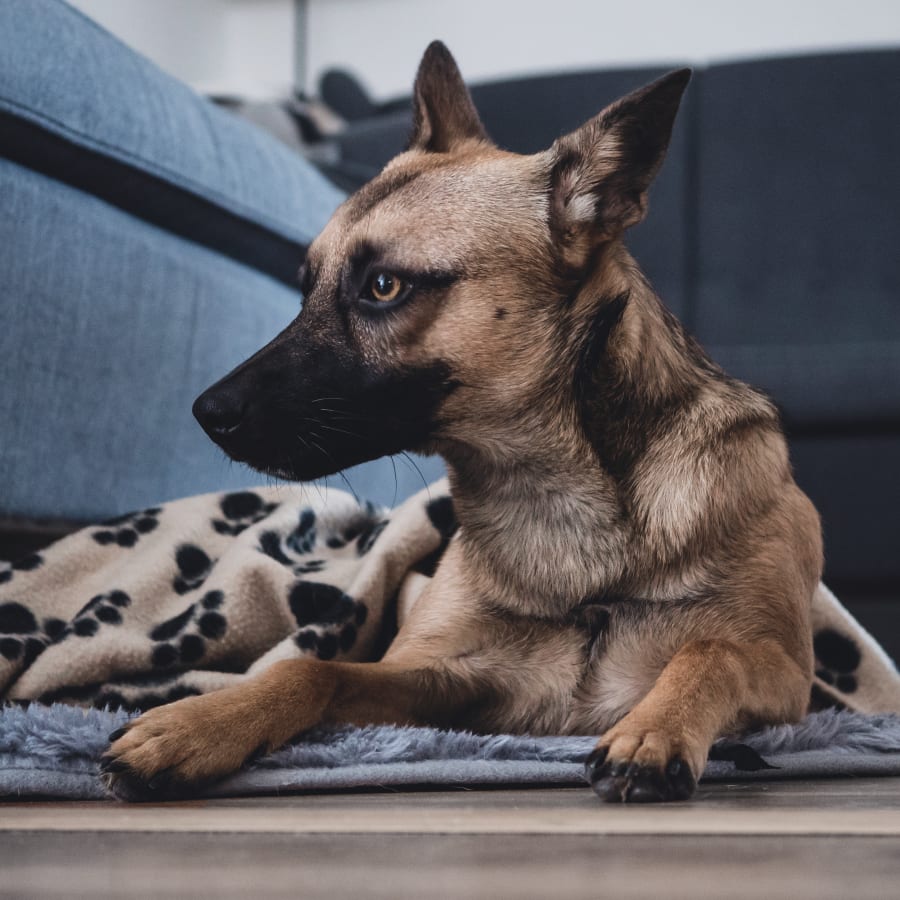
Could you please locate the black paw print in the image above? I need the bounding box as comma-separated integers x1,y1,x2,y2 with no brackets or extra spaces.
66,591,132,639
356,519,388,556
212,491,279,536
412,495,458,576
0,552,43,586
426,495,458,538
814,628,861,694
150,590,228,668
258,509,325,575
173,544,215,595
92,507,161,548
323,503,386,554
289,581,368,660
0,601,47,666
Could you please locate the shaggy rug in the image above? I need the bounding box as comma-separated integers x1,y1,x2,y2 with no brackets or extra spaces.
2,704,900,800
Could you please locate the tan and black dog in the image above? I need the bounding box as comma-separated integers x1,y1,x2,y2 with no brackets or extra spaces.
102,42,822,803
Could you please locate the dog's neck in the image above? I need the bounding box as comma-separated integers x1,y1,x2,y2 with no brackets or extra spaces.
438,243,722,617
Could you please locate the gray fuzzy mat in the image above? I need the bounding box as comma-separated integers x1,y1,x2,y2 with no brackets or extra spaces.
3,704,900,800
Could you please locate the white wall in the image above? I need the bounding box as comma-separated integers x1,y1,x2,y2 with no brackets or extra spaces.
69,0,900,100
306,0,900,100
68,0,295,97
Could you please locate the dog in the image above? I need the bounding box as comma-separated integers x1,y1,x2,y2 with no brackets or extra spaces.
102,42,822,803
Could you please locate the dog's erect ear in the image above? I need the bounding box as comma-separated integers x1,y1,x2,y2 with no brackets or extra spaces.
408,41,489,153
546,68,691,271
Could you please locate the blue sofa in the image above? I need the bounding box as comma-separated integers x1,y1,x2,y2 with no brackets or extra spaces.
0,0,444,537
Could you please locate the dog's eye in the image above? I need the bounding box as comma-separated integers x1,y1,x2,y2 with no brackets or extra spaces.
367,272,405,303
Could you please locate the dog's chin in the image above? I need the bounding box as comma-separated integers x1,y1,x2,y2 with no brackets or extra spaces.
208,416,443,484
227,441,414,484
229,453,351,483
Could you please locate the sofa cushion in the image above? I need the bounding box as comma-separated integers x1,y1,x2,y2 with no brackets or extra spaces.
693,51,900,416
0,0,344,286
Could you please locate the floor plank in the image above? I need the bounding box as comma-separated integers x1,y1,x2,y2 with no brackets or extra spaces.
2,780,900,899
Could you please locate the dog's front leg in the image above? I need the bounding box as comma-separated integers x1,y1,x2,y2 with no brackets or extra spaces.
101,658,460,801
586,637,810,803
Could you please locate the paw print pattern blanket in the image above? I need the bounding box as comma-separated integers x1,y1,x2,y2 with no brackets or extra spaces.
1,481,898,716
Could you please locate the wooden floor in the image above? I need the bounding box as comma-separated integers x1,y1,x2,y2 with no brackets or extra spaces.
2,779,900,899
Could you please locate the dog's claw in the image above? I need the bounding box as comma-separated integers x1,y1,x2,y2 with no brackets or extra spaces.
583,745,608,782
107,726,129,742
102,759,193,802
98,754,128,774
104,768,158,803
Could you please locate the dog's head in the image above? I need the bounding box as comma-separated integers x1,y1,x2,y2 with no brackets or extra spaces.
193,42,689,480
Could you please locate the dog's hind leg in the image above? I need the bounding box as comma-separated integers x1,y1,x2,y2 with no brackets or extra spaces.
101,658,467,801
585,636,811,803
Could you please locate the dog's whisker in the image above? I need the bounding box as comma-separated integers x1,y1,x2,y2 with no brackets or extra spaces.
336,470,361,505
306,432,360,504
312,408,356,417
389,455,399,508
317,423,361,439
400,452,430,497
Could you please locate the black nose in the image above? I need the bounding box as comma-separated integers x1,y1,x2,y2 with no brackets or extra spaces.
192,388,245,438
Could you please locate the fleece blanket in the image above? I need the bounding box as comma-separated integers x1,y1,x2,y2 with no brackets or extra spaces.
1,480,899,799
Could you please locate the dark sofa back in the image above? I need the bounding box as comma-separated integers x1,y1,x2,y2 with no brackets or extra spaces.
694,51,900,425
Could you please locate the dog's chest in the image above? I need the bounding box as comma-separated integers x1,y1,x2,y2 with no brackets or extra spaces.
469,600,661,736
460,480,627,619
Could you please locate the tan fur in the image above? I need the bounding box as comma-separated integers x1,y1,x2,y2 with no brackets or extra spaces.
104,44,822,803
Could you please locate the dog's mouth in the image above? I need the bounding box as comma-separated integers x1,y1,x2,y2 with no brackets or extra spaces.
193,392,447,483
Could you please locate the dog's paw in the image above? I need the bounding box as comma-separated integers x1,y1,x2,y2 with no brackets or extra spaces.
584,747,695,802
99,692,261,801
584,722,699,803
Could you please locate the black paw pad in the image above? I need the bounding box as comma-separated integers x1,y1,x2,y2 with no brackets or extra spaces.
585,750,696,803
425,495,458,539
173,544,214,595
412,495,458,576
212,491,279,536
814,628,861,694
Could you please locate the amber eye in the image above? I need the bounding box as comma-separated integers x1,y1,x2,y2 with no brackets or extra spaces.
368,272,404,303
